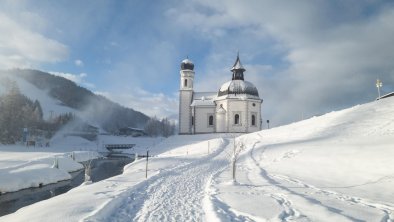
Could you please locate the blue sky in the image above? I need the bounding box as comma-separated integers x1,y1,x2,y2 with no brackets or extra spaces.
1,0,394,126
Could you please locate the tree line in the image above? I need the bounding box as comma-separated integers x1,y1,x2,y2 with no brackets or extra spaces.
10,69,150,133
144,117,176,137
0,82,74,144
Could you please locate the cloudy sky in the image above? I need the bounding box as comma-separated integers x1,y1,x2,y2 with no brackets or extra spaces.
1,0,394,127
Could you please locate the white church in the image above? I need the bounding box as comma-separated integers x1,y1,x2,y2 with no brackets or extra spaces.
179,54,263,134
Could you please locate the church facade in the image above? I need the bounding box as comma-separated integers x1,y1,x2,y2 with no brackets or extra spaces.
179,54,263,134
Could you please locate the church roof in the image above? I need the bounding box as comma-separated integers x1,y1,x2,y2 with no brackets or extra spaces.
190,99,215,107
217,80,260,99
181,58,194,70
182,58,193,64
231,53,246,81
191,92,216,107
231,53,245,72
194,92,216,100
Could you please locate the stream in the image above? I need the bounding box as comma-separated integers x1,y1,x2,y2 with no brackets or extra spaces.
0,154,133,217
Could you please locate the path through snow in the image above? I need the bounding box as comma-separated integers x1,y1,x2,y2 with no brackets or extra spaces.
84,138,230,222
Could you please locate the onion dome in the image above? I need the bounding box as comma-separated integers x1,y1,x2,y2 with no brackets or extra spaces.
218,80,259,98
181,58,194,70
217,53,260,98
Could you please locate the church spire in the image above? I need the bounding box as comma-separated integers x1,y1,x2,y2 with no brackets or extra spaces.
231,52,245,80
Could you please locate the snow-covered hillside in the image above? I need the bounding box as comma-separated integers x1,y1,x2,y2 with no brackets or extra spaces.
0,70,150,133
1,98,393,221
0,73,78,120
223,97,394,221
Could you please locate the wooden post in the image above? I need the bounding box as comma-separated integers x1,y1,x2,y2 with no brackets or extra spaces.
145,150,149,178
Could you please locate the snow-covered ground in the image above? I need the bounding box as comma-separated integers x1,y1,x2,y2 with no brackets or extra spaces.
1,97,394,221
0,135,160,194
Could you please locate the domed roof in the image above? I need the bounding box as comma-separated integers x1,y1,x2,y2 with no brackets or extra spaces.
181,58,194,70
218,80,259,98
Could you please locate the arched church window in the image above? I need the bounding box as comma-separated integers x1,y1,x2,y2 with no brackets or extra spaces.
251,115,256,126
234,114,240,125
208,115,214,126
184,79,188,87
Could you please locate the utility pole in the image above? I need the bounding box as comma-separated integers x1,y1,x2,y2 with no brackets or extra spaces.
376,79,383,99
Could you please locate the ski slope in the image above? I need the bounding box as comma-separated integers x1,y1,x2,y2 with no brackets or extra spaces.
0,73,78,120
1,97,394,221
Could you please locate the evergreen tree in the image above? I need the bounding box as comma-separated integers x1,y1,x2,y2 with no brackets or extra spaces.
144,117,175,137
0,82,48,144
33,100,44,121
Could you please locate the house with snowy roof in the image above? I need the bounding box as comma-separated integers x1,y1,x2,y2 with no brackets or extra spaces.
179,54,263,134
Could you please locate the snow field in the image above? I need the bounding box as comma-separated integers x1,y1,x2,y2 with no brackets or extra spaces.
0,135,230,221
1,97,394,221
0,149,100,193
218,97,394,221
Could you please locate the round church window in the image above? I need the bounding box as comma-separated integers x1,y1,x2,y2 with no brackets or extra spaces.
252,103,256,107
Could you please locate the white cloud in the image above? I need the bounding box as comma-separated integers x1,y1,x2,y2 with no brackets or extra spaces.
74,59,84,67
0,13,68,69
95,88,178,121
169,1,394,126
110,41,118,47
50,71,95,89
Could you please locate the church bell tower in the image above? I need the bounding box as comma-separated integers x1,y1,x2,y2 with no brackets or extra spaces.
179,58,194,134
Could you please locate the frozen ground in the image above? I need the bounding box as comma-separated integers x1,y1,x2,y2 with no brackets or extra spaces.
1,97,394,221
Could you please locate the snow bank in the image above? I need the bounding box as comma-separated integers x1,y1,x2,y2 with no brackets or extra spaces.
0,152,97,194
0,134,161,194
0,144,100,193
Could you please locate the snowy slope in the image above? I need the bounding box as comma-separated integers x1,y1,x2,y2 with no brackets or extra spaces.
213,97,394,221
1,98,394,221
0,73,78,120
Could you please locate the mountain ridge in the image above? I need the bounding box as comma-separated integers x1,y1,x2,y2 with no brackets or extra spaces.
0,69,150,133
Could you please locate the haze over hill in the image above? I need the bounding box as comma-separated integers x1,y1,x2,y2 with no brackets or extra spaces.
0,69,150,134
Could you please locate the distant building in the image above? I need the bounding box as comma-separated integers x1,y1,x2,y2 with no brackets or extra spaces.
118,127,146,137
179,54,263,134
64,123,99,141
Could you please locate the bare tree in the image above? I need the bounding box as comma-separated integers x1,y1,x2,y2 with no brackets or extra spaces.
221,134,246,183
231,136,246,182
